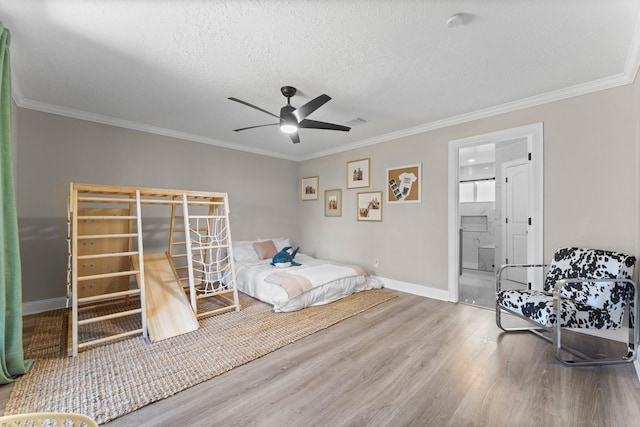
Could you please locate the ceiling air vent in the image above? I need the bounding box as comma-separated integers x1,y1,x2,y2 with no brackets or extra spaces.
345,117,368,127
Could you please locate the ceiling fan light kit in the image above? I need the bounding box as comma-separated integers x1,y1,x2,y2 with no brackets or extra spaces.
280,123,297,134
229,85,351,144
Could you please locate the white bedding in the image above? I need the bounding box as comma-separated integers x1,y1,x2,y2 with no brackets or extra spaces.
234,253,384,312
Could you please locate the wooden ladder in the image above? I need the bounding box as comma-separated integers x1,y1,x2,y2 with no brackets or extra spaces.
67,183,148,356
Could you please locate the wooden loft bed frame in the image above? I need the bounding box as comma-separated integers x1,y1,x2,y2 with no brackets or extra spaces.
66,182,240,356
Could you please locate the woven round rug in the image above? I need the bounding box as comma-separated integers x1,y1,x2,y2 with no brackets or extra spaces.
5,289,396,424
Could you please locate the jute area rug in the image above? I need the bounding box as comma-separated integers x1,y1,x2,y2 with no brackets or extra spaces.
6,289,396,425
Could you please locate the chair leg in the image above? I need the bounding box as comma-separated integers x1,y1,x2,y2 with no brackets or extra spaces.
555,283,638,366
555,329,636,366
497,304,635,365
554,321,638,366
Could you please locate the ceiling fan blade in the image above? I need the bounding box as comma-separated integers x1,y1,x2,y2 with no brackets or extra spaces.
293,94,331,121
232,123,279,132
228,97,280,119
298,119,351,132
289,132,300,144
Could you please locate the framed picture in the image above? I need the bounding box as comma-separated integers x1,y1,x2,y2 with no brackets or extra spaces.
301,176,319,201
387,163,421,203
324,189,342,217
346,158,370,189
357,191,382,221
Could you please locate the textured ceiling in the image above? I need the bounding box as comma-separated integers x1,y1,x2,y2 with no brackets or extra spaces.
1,0,640,161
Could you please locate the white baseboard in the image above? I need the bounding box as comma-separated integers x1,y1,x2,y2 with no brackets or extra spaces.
25,278,448,316
23,297,67,315
378,277,450,302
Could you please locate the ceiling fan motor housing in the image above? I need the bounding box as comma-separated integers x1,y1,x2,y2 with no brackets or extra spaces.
280,104,297,126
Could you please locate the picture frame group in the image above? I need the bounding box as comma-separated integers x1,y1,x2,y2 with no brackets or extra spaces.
301,160,421,221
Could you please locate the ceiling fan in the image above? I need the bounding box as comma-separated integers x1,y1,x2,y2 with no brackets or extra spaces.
228,86,351,144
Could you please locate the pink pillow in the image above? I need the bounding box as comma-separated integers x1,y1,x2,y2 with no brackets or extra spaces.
253,240,278,260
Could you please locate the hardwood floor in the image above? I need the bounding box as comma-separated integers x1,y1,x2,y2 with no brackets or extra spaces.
3,292,640,426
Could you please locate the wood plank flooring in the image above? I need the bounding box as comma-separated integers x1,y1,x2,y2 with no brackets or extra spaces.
3,292,640,426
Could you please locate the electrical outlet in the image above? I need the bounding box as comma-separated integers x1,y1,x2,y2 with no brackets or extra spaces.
373,259,379,268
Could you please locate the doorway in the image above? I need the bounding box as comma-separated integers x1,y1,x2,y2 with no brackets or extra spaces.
458,143,497,308
448,123,544,306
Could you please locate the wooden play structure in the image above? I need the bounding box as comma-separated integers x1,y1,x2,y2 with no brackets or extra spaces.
66,183,240,356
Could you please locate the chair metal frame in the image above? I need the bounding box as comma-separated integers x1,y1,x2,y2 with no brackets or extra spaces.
496,263,638,366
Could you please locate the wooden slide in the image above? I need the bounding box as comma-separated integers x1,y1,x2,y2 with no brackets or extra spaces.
132,253,199,341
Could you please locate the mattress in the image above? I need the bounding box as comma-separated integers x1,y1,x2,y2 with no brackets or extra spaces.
234,253,384,312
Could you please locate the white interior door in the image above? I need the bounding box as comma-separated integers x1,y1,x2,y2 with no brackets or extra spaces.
503,160,529,284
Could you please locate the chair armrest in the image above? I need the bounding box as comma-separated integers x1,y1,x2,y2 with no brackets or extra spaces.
553,278,638,335
496,263,547,292
553,277,636,312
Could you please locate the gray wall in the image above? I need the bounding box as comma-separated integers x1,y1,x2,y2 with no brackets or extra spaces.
299,80,640,291
15,109,299,303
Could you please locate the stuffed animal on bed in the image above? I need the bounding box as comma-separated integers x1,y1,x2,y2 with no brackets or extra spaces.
271,246,301,267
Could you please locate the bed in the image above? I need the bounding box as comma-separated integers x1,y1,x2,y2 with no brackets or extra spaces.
232,238,384,312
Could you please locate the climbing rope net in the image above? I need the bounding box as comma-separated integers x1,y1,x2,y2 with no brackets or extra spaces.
189,214,233,294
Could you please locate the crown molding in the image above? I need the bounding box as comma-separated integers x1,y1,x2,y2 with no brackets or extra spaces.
625,8,640,82
11,91,299,162
298,73,634,161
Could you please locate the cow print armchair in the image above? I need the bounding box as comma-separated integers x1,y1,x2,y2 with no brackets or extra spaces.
496,247,638,366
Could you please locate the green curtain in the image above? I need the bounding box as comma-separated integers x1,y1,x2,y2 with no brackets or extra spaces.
0,21,31,384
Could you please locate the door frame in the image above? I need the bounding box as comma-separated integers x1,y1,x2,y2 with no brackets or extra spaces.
447,123,544,302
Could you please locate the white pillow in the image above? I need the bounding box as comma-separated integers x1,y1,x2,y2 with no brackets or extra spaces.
257,237,290,251
233,240,254,246
232,241,259,262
